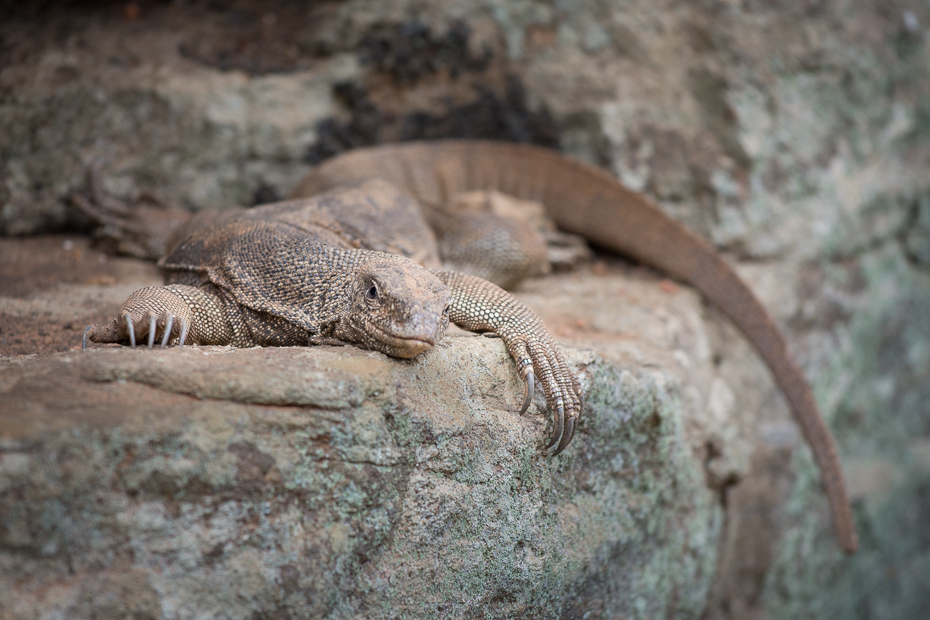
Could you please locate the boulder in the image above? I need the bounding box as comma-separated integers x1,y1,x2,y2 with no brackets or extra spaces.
1,240,749,618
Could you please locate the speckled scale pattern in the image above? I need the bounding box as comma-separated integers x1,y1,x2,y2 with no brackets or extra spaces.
84,176,581,451
427,207,549,289
434,269,583,448
84,283,234,346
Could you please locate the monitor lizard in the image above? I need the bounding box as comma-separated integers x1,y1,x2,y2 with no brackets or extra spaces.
75,140,857,553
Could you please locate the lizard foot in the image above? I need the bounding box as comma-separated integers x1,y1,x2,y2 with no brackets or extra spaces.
83,310,188,350
509,338,584,455
82,285,207,349
434,270,585,455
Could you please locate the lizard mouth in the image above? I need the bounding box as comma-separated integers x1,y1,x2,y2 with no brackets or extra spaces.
367,324,438,358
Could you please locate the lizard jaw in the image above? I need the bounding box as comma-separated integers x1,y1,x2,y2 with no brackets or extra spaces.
365,323,439,358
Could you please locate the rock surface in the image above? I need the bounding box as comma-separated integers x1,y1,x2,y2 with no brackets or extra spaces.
3,237,741,619
2,0,930,618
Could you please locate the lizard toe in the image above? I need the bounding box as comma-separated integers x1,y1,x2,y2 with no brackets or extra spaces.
146,313,158,349
519,368,535,415
124,313,137,349
82,316,130,349
178,316,189,347
551,414,577,456
160,313,174,349
546,402,565,450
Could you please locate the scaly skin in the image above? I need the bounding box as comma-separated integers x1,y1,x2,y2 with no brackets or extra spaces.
434,270,583,455
82,181,584,451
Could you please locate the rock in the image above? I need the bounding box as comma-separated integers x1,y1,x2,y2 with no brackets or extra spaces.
1,256,744,619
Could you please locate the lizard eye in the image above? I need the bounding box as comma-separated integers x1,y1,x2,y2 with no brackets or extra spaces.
367,285,379,301
443,304,451,316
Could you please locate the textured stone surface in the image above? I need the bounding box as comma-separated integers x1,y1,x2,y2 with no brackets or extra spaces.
2,0,930,617
2,253,739,619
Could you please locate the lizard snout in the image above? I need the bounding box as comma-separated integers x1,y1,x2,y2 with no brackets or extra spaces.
345,256,452,359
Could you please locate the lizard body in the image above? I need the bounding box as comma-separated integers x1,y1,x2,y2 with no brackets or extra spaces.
78,140,856,553
81,178,583,454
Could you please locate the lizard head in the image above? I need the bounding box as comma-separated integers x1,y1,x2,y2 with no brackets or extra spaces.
339,255,451,359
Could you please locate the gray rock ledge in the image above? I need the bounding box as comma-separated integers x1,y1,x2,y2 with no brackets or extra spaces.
1,325,726,619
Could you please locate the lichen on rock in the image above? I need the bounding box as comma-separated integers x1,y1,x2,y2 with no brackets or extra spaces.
1,318,724,618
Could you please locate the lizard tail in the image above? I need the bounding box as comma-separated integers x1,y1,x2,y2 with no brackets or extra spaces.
297,140,858,554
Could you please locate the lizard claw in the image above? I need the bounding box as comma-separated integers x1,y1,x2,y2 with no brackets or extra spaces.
124,313,136,348
552,414,577,456
519,365,535,415
82,285,206,350
178,316,189,347
546,401,565,449
160,313,174,349
146,314,157,349
550,377,583,454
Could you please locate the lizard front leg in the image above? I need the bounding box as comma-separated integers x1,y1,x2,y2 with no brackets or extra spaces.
82,284,234,349
432,270,584,455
